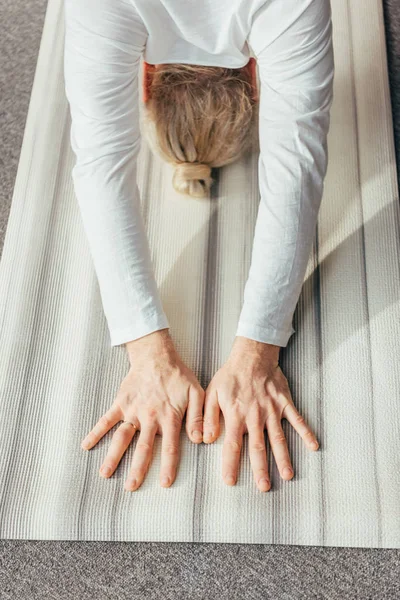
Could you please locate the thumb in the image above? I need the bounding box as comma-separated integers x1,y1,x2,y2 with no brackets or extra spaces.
203,386,221,444
185,384,205,444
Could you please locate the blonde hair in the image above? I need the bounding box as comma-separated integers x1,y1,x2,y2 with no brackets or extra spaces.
141,63,258,198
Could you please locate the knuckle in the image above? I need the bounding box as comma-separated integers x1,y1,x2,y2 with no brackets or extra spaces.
136,441,152,454
166,406,182,426
249,404,263,420
163,443,179,456
188,414,203,427
251,441,266,454
294,414,306,426
256,468,269,478
230,405,242,419
147,408,158,420
99,415,111,428
129,469,144,480
271,433,286,445
227,439,241,454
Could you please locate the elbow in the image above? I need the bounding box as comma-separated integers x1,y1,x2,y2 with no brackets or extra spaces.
69,126,141,184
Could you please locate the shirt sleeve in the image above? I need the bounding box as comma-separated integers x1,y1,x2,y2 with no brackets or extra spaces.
236,0,335,347
63,0,170,347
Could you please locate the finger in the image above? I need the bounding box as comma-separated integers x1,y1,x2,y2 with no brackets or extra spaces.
222,415,244,486
266,413,294,480
282,403,319,450
125,419,158,491
246,416,271,492
185,385,205,443
203,387,221,443
159,413,182,487
99,419,139,478
81,404,122,450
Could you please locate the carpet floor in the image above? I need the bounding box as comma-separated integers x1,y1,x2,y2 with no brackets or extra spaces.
0,0,399,598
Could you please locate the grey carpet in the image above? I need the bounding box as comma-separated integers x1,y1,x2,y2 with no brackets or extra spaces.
0,0,399,598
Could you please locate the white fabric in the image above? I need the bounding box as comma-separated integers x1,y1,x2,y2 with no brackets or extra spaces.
63,0,334,348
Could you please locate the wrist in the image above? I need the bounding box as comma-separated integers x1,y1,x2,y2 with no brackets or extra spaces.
125,328,175,361
229,336,280,365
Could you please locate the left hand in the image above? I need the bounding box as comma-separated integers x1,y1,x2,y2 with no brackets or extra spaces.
203,337,319,492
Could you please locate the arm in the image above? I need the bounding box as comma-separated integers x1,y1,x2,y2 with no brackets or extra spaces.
236,0,335,347
63,0,170,347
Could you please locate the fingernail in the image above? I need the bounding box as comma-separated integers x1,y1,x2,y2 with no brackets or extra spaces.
310,441,319,450
225,475,235,485
283,467,293,478
191,430,202,442
81,439,90,449
125,478,136,490
259,477,270,489
101,466,112,477
204,431,214,442
161,476,170,486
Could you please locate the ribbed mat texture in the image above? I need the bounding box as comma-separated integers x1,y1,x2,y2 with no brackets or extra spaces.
0,0,399,547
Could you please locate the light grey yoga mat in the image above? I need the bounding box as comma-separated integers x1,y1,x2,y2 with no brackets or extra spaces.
0,0,399,547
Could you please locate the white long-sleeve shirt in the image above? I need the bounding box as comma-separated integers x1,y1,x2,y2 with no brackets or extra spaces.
63,0,334,348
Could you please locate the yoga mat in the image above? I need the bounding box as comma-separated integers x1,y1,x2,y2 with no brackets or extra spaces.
0,0,399,547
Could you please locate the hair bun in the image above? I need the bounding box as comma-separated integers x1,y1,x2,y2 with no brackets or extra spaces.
172,162,213,198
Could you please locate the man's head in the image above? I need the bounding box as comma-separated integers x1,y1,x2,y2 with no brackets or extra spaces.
141,59,259,198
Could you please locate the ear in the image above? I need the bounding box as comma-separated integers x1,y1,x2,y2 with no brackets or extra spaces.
244,57,258,103
143,61,156,103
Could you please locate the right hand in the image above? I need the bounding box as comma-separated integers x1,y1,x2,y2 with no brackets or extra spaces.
80,329,205,491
